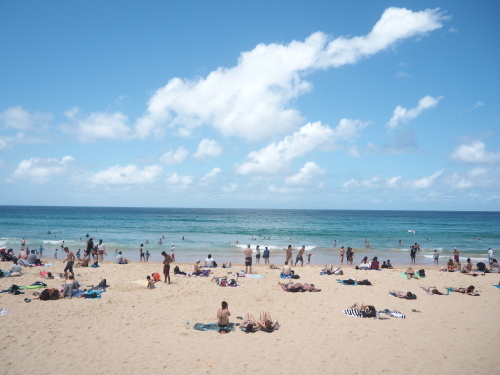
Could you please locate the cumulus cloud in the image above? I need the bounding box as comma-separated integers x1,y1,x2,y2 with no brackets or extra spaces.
62,108,133,142
166,172,193,189
11,156,75,183
285,162,325,187
0,106,52,130
408,169,443,189
236,119,368,175
135,7,444,141
89,165,162,185
450,140,500,163
193,139,223,160
387,95,443,128
201,167,221,181
160,146,189,165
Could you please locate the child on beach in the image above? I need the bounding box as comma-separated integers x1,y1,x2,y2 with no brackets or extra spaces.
54,248,58,259
307,253,312,264
147,275,155,289
145,250,150,261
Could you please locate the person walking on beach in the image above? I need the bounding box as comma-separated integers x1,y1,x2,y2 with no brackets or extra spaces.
86,238,94,259
339,246,345,265
295,245,306,267
286,245,293,265
162,251,172,284
139,244,145,262
263,246,270,265
62,247,75,279
245,245,253,274
410,245,417,264
171,244,175,262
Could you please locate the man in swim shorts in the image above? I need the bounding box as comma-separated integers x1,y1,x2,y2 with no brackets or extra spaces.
295,245,306,267
63,247,75,279
162,251,172,284
244,244,253,274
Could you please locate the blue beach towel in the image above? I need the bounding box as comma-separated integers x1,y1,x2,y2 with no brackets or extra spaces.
194,322,236,331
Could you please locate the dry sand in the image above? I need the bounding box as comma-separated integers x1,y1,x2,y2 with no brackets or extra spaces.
0,259,498,375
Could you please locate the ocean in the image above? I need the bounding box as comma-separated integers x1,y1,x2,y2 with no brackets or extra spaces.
0,206,498,266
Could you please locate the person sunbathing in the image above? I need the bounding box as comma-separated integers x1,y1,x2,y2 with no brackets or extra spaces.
322,265,343,275
256,310,279,331
448,285,478,295
405,267,418,279
422,286,444,295
389,290,417,299
349,302,377,318
241,313,259,332
279,282,321,292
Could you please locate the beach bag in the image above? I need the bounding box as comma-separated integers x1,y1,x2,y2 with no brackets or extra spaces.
292,274,300,279
343,279,356,285
152,273,161,282
358,280,371,285
418,269,425,277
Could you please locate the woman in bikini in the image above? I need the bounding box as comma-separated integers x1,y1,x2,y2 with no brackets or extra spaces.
217,301,231,327
256,310,279,331
449,285,477,295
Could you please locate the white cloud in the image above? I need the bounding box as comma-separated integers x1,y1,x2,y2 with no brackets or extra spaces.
89,165,162,185
285,162,325,187
387,95,443,128
408,169,443,189
235,122,334,175
474,101,484,108
63,109,133,142
343,170,443,190
236,119,368,175
166,172,193,188
11,156,75,183
222,183,238,192
160,146,189,165
450,140,500,163
0,106,52,130
193,139,223,160
201,167,221,181
135,7,444,141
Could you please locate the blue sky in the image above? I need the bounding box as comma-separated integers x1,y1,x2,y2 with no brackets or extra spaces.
1,1,499,210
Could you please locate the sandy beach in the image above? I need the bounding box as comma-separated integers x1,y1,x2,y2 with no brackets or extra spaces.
0,258,498,375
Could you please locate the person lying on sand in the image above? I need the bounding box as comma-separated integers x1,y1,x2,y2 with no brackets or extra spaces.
405,267,418,279
389,290,417,299
322,265,343,275
349,302,377,318
422,286,444,295
256,310,279,331
279,282,321,292
241,313,259,332
448,285,478,295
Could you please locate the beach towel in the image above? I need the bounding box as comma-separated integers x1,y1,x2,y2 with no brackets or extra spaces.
382,310,406,319
421,287,445,295
280,274,293,279
493,285,500,289
400,272,420,279
343,308,364,318
243,274,263,278
0,308,8,316
260,322,280,332
194,323,236,332
83,291,102,299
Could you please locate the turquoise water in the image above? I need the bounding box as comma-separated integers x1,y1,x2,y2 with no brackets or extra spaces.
0,206,498,266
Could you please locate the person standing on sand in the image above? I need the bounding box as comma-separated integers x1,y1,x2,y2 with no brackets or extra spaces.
488,248,493,265
62,247,75,279
263,247,270,265
161,251,172,284
286,245,293,265
453,248,460,262
433,250,439,265
255,245,261,264
139,244,145,262
245,245,253,274
340,246,345,265
97,239,106,263
295,245,305,266
410,245,416,264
